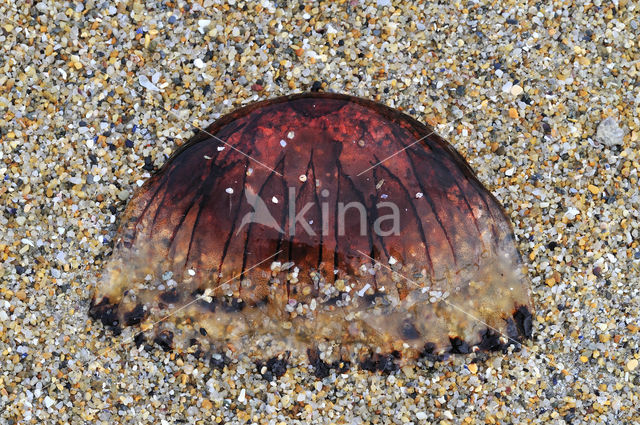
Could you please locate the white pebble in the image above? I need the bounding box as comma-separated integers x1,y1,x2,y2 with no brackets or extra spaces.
138,75,161,92
117,190,130,201
197,19,211,34
44,396,55,409
357,283,371,297
596,117,625,146
564,207,580,220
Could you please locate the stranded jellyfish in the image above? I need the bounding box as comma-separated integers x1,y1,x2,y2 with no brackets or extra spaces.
90,93,533,373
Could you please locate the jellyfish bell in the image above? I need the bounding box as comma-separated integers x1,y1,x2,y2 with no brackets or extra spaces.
90,93,533,371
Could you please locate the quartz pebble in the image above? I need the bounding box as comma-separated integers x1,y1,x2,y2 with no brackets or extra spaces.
596,117,625,146
43,396,55,409
138,75,161,92
117,190,130,201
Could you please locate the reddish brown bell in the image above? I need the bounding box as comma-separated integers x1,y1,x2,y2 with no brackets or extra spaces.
90,93,533,364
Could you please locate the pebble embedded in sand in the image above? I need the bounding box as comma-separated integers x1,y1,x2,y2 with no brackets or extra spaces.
597,117,625,146
510,85,523,96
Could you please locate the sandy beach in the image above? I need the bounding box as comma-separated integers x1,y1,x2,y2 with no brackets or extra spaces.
1,0,639,423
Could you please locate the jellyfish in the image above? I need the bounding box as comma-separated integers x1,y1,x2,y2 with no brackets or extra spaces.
90,93,533,374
